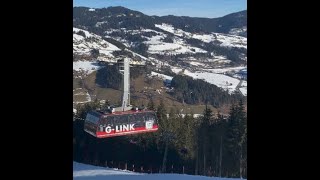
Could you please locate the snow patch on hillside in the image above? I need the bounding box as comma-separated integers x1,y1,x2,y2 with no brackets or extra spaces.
151,72,173,81
73,27,120,58
155,23,247,49
73,61,102,75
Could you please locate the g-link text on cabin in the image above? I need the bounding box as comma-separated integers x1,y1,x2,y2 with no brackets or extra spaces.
105,124,135,133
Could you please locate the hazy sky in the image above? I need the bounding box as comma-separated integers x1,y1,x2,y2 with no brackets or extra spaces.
73,0,247,18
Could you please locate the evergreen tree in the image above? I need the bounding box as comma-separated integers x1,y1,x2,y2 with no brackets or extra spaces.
147,97,155,111
156,99,169,172
225,104,240,177
77,102,100,119
181,113,195,160
90,48,100,59
199,105,213,175
202,104,213,125
237,100,247,178
224,100,247,178
95,65,122,89
157,99,168,131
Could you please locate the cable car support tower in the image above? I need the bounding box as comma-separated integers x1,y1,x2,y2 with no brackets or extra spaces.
114,57,133,112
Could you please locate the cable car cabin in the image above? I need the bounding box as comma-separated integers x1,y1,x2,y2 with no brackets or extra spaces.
84,110,158,138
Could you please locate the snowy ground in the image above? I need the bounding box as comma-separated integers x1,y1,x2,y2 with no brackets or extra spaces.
73,161,244,180
106,27,207,55
183,70,240,93
189,61,207,67
155,23,192,37
145,33,207,55
155,23,247,49
73,61,102,75
151,72,173,81
73,90,92,104
73,27,120,57
206,66,247,74
229,27,247,36
170,66,247,95
239,87,247,96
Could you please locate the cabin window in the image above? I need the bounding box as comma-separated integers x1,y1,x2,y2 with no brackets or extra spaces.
145,113,155,121
128,114,137,123
133,114,140,124
130,113,146,127
113,115,128,125
107,116,114,126
85,113,99,124
113,116,119,125
137,114,145,123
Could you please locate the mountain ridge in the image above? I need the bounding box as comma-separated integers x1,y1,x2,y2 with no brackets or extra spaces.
73,6,247,36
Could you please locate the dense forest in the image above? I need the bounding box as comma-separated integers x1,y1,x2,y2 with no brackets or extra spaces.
73,99,247,178
95,65,122,89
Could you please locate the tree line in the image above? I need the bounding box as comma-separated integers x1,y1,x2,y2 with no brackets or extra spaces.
170,75,245,108
73,99,247,178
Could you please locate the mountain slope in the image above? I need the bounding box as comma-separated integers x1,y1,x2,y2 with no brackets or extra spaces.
73,27,120,60
73,6,247,110
73,6,247,66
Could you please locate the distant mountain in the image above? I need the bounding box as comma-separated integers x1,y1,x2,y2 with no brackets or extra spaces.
73,6,246,63
73,6,247,36
156,10,246,35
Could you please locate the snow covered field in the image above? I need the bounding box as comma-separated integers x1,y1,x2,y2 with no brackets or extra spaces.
155,23,192,37
170,66,247,95
206,66,247,74
145,32,207,55
73,161,245,180
155,23,247,49
73,27,120,57
183,70,240,93
151,71,173,81
105,27,208,55
73,61,102,75
239,87,247,96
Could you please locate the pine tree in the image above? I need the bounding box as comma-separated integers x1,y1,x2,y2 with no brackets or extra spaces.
156,99,169,173
168,108,176,131
157,99,168,131
237,100,247,178
224,100,247,178
90,48,100,59
225,104,241,177
199,104,213,175
147,97,155,111
77,102,99,119
202,105,213,125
